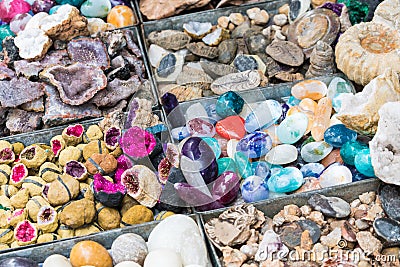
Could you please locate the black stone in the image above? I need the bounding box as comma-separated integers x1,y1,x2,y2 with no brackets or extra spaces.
373,218,400,246
218,39,237,64
379,184,400,221
106,66,131,81
289,0,301,21
233,55,258,72
298,220,321,244
308,194,351,218
0,257,37,267
245,32,269,54
279,223,302,248
157,53,176,78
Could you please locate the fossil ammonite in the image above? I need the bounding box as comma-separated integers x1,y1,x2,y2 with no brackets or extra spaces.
335,22,400,85
373,0,400,31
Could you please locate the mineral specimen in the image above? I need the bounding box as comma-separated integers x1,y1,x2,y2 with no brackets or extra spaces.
5,109,43,134
67,38,110,69
14,29,52,60
0,77,45,108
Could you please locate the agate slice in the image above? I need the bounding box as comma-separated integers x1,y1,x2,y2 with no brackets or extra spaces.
43,85,101,126
335,22,400,85
288,8,340,57
67,38,110,70
40,63,107,106
0,77,45,108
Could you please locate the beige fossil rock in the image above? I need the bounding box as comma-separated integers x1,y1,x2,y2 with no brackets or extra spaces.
139,0,211,20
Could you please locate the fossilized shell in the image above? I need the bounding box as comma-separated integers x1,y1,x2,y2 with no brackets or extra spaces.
14,29,52,60
373,0,400,32
39,4,89,41
0,77,45,108
148,30,191,51
288,8,340,57
183,21,212,39
121,165,162,208
186,42,219,59
177,65,213,86
306,40,335,78
139,0,211,20
40,63,107,106
67,38,110,70
370,102,400,185
200,60,238,80
211,70,260,95
43,85,101,127
335,22,400,85
336,69,400,135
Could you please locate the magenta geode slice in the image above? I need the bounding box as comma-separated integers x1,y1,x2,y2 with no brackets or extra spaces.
120,126,158,159
114,155,133,183
66,124,84,137
104,126,121,150
174,182,224,211
40,63,107,106
181,137,218,184
0,147,15,164
93,173,126,207
67,38,110,70
0,77,45,108
64,160,87,181
10,163,28,186
211,171,240,205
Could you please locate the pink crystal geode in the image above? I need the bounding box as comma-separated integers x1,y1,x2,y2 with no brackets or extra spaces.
0,0,31,23
120,126,157,158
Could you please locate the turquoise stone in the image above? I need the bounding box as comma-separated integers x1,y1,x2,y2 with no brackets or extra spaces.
300,163,325,178
287,96,301,106
324,124,357,148
354,149,375,177
217,157,236,175
236,131,272,158
301,141,333,163
49,5,62,14
241,175,269,202
268,164,283,176
267,167,304,193
277,113,309,144
251,161,271,180
234,151,252,179
202,137,221,159
55,0,85,6
80,0,112,18
327,77,353,100
340,141,368,166
216,91,245,119
0,25,15,50
245,100,282,132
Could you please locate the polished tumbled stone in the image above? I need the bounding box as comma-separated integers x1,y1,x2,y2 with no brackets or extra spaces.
324,124,357,148
245,100,282,133
215,91,245,119
277,113,309,144
354,148,375,177
236,131,272,159
267,167,304,193
340,140,368,166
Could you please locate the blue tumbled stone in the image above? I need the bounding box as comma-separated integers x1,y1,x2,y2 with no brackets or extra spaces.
267,167,304,193
324,124,357,148
354,148,375,177
204,103,222,124
236,131,272,158
146,124,168,134
241,175,269,203
300,163,325,178
216,91,245,119
251,161,271,180
340,141,368,166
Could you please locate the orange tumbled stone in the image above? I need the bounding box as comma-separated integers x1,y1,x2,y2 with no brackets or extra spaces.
311,97,332,141
107,5,136,28
291,80,327,100
70,240,112,267
321,149,344,167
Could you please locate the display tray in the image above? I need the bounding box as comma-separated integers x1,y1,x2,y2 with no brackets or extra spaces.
141,0,292,104
199,178,381,267
0,214,212,266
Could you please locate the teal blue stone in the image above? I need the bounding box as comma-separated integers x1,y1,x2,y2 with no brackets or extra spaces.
340,141,368,166
332,93,345,112
355,149,375,177
80,0,112,18
234,151,252,179
267,164,283,176
267,167,304,193
324,124,357,148
215,91,245,119
0,25,15,50
217,157,237,176
49,5,62,14
55,0,85,6
202,137,221,159
277,113,308,144
287,96,301,106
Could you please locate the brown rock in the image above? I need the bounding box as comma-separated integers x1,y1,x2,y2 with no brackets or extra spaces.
222,246,248,267
59,198,96,229
266,40,304,66
85,153,117,175
70,241,112,267
321,149,343,167
301,230,313,250
139,0,211,20
121,205,153,226
356,231,383,256
341,221,357,242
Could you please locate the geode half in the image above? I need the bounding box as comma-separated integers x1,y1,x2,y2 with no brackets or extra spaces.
67,38,110,70
40,63,107,106
0,77,45,108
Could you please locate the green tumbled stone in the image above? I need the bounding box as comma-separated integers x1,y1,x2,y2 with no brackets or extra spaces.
234,151,252,179
354,148,375,177
217,157,236,176
340,140,368,166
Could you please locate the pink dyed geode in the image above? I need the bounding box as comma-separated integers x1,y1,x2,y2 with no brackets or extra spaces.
0,0,31,23
120,126,156,158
